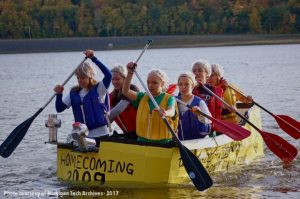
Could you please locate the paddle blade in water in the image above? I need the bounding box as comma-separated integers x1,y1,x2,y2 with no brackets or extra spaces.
0,108,42,158
0,117,34,158
274,115,300,139
212,119,251,141
260,131,298,163
179,144,213,191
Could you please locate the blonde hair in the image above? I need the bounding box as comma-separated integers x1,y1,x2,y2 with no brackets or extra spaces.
75,62,97,78
177,71,197,87
72,62,97,91
191,59,211,77
147,69,169,91
111,65,127,78
211,64,224,78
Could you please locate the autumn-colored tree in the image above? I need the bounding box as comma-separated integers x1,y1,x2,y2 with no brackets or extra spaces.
0,0,298,39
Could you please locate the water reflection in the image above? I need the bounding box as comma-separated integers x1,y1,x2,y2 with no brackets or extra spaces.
57,186,264,199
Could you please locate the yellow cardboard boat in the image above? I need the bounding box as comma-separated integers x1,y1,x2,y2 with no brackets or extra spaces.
56,105,264,187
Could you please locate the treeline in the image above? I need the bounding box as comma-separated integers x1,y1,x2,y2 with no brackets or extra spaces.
0,0,299,39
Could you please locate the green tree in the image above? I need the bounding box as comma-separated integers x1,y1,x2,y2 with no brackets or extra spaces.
262,6,286,33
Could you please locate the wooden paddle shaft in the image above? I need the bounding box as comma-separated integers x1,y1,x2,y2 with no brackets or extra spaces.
201,84,262,132
228,84,247,97
228,84,275,116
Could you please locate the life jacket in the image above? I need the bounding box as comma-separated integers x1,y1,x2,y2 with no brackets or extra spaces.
136,93,179,140
70,83,109,131
221,84,236,119
221,83,245,123
109,93,137,133
192,84,223,120
176,96,210,140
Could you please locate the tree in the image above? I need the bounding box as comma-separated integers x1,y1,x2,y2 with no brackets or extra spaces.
249,7,262,33
262,6,286,33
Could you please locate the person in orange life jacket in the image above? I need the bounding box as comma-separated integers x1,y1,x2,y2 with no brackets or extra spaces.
191,60,223,121
122,62,179,144
54,49,112,147
109,65,139,139
208,64,253,124
176,72,212,140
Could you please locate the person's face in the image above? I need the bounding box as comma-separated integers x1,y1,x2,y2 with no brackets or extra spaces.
147,74,163,96
192,64,207,84
178,77,194,96
207,73,219,86
112,72,124,91
77,75,90,89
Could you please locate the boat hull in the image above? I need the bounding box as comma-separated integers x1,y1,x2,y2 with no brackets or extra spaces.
57,106,264,187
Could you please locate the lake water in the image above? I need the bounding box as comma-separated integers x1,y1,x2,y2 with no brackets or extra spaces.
0,44,299,198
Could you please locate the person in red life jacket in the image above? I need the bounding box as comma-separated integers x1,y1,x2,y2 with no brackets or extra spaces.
54,49,112,147
191,60,223,120
208,64,253,124
176,72,212,140
122,62,179,144
109,65,139,139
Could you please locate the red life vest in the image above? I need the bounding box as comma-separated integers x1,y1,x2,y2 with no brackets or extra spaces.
109,92,137,133
192,84,223,120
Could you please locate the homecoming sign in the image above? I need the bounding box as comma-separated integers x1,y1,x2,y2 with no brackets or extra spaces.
57,150,135,184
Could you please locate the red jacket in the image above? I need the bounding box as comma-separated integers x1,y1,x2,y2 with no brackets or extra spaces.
109,85,138,133
192,84,223,120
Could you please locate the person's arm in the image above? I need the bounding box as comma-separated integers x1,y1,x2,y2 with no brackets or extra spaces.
91,56,112,89
236,92,253,103
54,85,67,112
84,49,112,89
55,94,67,112
122,62,138,101
109,100,130,122
165,96,176,117
198,100,212,124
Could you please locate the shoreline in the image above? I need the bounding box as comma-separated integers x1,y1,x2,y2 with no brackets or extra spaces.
1,34,300,54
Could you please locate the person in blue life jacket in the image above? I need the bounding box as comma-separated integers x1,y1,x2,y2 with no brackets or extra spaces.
54,49,112,147
176,72,212,140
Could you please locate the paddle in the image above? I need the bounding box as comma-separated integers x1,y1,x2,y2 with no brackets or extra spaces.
165,83,177,94
200,84,298,163
130,41,213,191
175,98,250,141
228,84,300,139
0,58,87,158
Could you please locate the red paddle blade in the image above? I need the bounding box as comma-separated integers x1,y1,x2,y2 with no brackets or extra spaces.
274,115,300,139
260,131,298,163
212,118,251,141
166,84,177,95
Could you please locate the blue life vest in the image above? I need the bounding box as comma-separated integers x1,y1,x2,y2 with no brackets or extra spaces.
176,95,210,140
70,83,108,131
